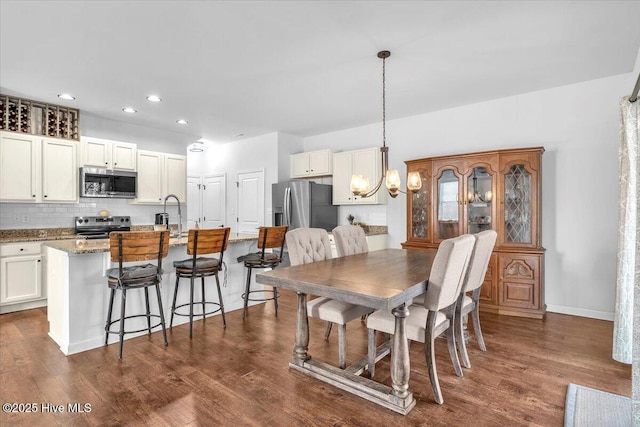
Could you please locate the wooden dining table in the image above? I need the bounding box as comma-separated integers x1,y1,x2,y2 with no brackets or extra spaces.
256,248,435,415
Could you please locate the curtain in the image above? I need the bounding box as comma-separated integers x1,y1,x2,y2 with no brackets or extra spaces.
613,96,639,365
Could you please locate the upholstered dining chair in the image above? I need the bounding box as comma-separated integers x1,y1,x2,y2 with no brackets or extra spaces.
453,230,497,368
105,230,170,359
286,228,372,369
366,234,475,404
171,227,231,339
332,224,369,257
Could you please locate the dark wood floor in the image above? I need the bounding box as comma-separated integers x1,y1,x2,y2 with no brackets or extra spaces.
0,290,631,426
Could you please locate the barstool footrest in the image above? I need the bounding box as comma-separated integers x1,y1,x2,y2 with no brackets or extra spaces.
105,313,164,335
172,301,224,318
242,289,279,303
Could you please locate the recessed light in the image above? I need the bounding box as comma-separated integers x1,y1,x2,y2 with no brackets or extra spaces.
122,107,137,113
189,142,206,152
58,93,75,100
146,95,162,102
176,119,188,125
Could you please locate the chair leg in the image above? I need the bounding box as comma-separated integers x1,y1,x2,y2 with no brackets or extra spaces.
189,275,195,339
367,328,376,379
215,273,226,328
201,276,206,319
144,287,151,335
105,288,115,346
446,320,464,377
154,283,168,347
118,289,126,359
242,267,252,319
324,321,333,340
425,332,443,404
338,323,347,369
170,273,180,328
273,286,279,317
456,311,471,369
472,305,486,351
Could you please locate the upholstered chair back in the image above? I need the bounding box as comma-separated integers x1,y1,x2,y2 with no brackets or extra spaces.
423,234,475,311
332,225,369,257
462,230,497,293
286,228,332,266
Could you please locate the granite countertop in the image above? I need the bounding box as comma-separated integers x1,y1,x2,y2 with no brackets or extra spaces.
43,232,259,254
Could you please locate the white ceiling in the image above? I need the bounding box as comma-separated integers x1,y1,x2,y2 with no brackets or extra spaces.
1,1,639,144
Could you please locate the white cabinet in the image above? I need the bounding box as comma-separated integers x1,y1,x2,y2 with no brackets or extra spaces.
134,150,186,204
290,149,332,178
332,148,386,205
81,136,136,171
328,232,388,258
0,242,45,313
0,131,77,203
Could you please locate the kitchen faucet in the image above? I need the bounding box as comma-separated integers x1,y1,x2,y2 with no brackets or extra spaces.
163,194,182,238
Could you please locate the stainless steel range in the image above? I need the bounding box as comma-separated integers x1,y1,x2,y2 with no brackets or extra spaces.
75,216,131,239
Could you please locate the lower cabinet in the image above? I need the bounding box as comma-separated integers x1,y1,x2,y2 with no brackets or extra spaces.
0,242,46,313
328,233,388,258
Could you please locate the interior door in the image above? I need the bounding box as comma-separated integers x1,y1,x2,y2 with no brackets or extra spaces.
237,170,264,234
203,174,226,228
186,176,201,229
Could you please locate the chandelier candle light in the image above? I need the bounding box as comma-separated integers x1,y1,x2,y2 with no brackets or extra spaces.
350,50,422,198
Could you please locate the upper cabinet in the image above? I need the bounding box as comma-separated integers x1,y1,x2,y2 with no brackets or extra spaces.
134,150,186,204
290,149,332,178
332,148,386,205
81,136,136,171
0,131,77,203
402,147,544,319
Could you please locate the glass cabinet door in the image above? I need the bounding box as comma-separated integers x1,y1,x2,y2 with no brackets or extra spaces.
437,169,461,240
409,171,429,239
503,164,532,244
466,166,493,234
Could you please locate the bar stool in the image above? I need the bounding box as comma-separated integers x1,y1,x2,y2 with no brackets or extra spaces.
241,225,288,319
104,230,170,359
171,227,231,338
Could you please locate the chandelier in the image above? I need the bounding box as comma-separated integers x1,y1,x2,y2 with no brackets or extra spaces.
350,50,422,199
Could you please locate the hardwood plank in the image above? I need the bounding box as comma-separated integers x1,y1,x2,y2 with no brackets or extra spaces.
0,290,630,426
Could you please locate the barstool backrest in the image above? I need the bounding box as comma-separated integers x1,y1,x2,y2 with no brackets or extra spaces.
109,231,170,263
187,228,231,256
257,226,288,260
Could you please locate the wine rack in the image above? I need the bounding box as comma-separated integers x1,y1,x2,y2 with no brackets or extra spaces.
0,94,80,141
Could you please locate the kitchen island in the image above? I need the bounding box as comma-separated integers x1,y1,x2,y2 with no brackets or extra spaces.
44,233,262,355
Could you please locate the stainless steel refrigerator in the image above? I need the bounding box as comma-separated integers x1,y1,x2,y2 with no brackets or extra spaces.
272,180,338,231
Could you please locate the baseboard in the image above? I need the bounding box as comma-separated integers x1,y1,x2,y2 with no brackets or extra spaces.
546,304,614,321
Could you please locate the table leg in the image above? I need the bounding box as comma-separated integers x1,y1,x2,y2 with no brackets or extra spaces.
391,303,410,399
293,292,310,364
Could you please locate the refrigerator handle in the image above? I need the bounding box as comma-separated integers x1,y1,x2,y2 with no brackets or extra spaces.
284,187,290,226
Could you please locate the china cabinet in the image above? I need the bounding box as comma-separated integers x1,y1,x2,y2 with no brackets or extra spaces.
402,147,544,318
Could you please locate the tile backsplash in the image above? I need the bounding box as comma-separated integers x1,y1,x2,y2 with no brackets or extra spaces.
0,199,181,229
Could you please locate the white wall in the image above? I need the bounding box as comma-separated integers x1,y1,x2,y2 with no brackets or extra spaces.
191,132,280,232
305,71,638,320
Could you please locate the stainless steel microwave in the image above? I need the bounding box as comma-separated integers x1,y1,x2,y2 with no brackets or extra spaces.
79,167,137,199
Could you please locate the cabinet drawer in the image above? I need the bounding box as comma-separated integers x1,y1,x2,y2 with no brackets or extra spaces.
1,242,42,257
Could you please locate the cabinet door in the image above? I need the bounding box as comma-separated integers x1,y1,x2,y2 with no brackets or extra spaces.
433,161,464,242
478,253,498,306
332,152,354,205
42,138,77,202
0,255,42,305
464,162,496,236
309,149,332,176
112,142,136,171
498,253,541,310
291,153,310,178
497,153,541,248
164,154,187,203
352,148,385,204
82,137,110,168
406,161,431,243
136,150,163,203
0,132,39,201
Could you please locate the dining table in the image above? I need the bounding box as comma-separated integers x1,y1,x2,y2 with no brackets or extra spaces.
256,248,435,415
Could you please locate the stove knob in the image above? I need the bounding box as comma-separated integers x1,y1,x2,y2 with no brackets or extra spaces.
84,219,89,223
77,219,83,224
120,218,125,222
125,218,129,222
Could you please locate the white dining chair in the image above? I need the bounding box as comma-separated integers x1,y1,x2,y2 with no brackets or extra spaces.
366,234,475,404
454,230,497,368
332,224,369,257
286,228,372,369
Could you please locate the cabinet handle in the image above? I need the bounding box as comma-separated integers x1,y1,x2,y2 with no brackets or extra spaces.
32,194,36,197
37,259,41,263
115,163,117,165
105,162,108,165
20,248,24,251
44,195,48,198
